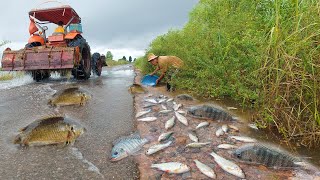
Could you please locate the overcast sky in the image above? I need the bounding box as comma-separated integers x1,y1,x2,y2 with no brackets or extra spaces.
0,0,198,60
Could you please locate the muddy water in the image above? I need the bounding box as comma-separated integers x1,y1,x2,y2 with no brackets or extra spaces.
0,65,138,179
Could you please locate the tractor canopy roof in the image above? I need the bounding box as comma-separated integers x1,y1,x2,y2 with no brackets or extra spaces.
29,5,81,25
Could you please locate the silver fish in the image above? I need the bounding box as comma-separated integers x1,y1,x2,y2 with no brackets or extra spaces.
227,107,237,110
215,127,224,137
177,110,186,114
248,123,259,130
158,131,174,142
173,103,182,111
161,104,167,110
196,122,210,129
159,110,172,114
233,143,300,168
210,151,245,178
217,144,238,150
110,133,149,161
146,141,172,155
151,162,190,174
165,116,175,130
137,117,157,122
143,104,156,108
186,142,210,148
194,159,216,179
166,98,174,102
175,112,188,126
144,98,158,104
135,109,151,118
230,136,257,143
222,124,229,133
188,131,198,142
158,98,167,104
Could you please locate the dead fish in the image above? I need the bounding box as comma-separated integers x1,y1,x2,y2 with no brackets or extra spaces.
227,107,237,110
188,131,198,142
186,142,210,148
215,128,224,137
166,98,174,102
217,144,238,150
48,87,91,106
175,112,188,126
143,104,157,108
222,124,229,133
165,116,175,130
176,94,194,101
210,151,245,178
173,103,182,111
228,125,239,132
110,133,149,161
135,109,151,118
14,115,85,146
248,123,259,130
196,122,210,129
187,105,234,121
230,136,257,143
161,104,167,110
144,98,158,104
233,143,300,168
137,117,157,122
146,141,172,155
159,110,172,114
194,159,216,179
158,131,174,142
128,83,146,94
158,98,167,104
177,110,186,114
151,162,190,174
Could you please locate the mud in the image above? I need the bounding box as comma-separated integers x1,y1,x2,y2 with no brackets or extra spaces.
132,69,320,180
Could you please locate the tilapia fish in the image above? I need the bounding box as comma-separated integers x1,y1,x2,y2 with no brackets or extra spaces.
151,162,190,174
187,105,234,121
110,133,149,161
128,83,147,94
14,116,85,146
146,141,172,155
48,87,91,106
233,143,300,168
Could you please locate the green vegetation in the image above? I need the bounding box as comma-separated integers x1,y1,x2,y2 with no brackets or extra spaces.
135,0,320,146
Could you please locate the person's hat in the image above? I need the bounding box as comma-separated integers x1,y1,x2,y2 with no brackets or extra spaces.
147,53,158,62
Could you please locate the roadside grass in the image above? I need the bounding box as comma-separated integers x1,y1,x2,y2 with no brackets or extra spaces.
140,0,320,146
0,71,24,81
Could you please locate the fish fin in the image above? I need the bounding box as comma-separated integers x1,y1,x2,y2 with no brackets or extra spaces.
13,135,22,144
112,132,142,145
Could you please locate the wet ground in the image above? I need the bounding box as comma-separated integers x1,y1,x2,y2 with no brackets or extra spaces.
132,70,320,180
0,65,139,179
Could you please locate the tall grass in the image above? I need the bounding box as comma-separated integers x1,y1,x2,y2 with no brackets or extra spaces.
137,0,320,146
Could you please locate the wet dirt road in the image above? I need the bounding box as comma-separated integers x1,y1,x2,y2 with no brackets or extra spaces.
0,65,138,179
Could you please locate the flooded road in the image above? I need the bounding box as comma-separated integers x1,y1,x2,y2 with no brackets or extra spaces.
0,65,138,179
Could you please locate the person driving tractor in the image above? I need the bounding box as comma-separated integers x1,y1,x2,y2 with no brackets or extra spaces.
54,21,65,34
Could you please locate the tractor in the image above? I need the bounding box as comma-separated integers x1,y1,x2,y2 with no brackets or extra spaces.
1,5,103,81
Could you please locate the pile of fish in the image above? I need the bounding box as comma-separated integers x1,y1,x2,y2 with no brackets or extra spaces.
109,92,312,179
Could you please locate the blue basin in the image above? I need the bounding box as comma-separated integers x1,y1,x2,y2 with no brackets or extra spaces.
141,75,159,86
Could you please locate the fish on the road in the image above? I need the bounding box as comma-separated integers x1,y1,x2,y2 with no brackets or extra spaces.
135,109,151,118
158,131,174,142
230,136,257,143
194,159,216,179
175,112,188,126
215,127,224,137
137,117,157,122
167,98,174,102
161,104,167,110
210,151,245,178
217,144,237,150
186,142,210,148
165,116,175,130
146,141,172,155
222,124,229,133
188,131,199,142
187,105,234,121
144,98,158,104
48,87,91,106
173,103,182,111
128,83,147,94
233,143,300,168
14,115,85,146
228,125,239,132
196,122,210,129
159,110,172,114
110,133,149,161
151,162,190,174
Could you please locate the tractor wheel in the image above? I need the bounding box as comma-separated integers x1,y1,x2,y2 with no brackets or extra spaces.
31,70,50,82
91,52,102,76
25,42,42,48
68,35,91,80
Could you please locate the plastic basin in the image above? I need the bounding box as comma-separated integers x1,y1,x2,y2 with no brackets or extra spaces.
141,75,159,86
